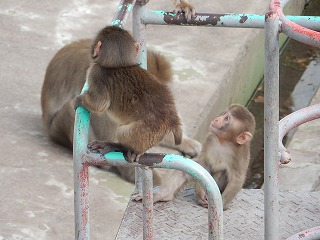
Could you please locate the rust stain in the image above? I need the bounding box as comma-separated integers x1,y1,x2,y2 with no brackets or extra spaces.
138,153,165,165
239,15,248,24
163,12,225,26
265,11,277,21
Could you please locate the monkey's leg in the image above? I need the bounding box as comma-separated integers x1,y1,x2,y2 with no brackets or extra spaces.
221,174,244,210
47,100,75,149
160,132,202,158
195,183,208,207
132,169,187,203
116,122,159,162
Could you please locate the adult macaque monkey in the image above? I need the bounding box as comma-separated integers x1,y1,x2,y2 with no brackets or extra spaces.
41,42,201,182
133,104,255,210
195,104,256,210
74,26,183,162
41,0,200,179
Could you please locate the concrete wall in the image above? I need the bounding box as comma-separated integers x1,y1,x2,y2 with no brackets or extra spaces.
189,0,306,142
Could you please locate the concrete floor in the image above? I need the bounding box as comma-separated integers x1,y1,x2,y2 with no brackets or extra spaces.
0,0,317,239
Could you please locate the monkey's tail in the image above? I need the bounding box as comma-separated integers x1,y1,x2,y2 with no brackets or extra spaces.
147,51,172,84
172,127,183,145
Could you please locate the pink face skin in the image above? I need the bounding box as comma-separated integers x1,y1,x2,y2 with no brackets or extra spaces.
209,111,252,145
209,112,230,134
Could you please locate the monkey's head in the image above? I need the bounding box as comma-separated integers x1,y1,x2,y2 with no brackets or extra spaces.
91,26,140,67
209,104,256,145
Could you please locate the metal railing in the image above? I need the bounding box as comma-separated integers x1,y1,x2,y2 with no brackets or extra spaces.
73,0,320,239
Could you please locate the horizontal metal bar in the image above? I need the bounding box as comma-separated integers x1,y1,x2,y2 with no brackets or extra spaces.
143,11,320,31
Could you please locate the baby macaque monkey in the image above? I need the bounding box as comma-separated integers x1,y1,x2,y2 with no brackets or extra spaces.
74,26,183,162
195,104,255,210
132,104,255,209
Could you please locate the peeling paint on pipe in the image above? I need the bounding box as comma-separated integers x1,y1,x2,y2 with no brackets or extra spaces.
111,0,136,28
270,0,320,47
143,10,320,31
286,226,320,240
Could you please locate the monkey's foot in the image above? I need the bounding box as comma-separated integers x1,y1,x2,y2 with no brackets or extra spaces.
126,151,142,163
131,192,143,202
88,141,128,155
173,3,195,22
198,197,208,208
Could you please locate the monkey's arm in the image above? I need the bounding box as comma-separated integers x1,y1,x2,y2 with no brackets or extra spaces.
194,156,212,207
132,169,188,203
220,169,245,210
74,89,110,113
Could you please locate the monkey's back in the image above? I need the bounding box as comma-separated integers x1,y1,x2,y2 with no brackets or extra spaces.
92,64,181,132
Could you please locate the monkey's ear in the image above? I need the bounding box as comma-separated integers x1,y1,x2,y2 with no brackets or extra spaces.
93,41,102,58
236,131,253,145
134,42,140,56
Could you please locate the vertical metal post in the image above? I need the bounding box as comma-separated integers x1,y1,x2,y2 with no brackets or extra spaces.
132,3,153,239
264,10,280,240
111,0,136,28
132,1,147,68
132,1,147,193
141,167,154,240
74,107,91,240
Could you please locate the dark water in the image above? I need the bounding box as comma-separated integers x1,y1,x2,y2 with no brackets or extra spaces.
244,0,320,189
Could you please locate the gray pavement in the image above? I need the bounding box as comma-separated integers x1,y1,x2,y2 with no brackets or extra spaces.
0,0,317,240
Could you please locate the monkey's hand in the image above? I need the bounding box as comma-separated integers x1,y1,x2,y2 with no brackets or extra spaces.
173,0,196,22
179,138,202,158
197,195,208,208
73,95,83,110
88,141,140,163
88,141,126,155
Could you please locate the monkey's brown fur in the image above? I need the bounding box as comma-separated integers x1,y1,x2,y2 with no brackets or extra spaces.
73,26,182,162
41,26,202,181
41,39,173,149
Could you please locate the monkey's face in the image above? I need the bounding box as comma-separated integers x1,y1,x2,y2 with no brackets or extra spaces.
209,112,231,134
209,112,243,143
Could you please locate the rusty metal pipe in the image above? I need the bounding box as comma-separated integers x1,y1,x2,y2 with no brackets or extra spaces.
142,167,154,240
279,103,320,164
111,0,136,28
143,10,320,31
270,0,320,47
264,9,280,240
73,1,135,239
286,226,320,240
